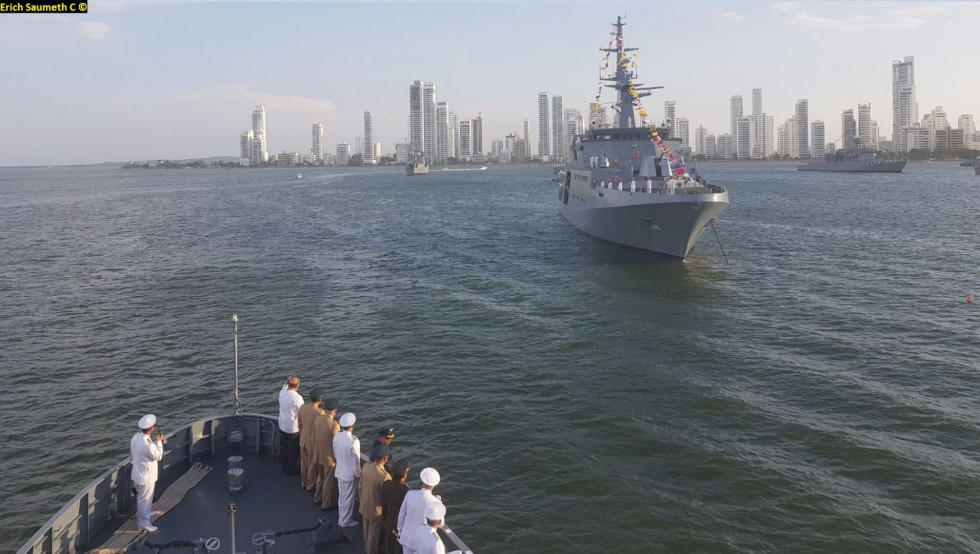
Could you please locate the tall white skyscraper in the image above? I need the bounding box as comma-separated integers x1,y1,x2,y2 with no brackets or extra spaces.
336,142,350,166
251,105,268,165
695,125,707,156
736,117,750,159
665,100,677,136
677,118,690,154
752,88,762,116
892,56,917,152
472,115,483,156
842,109,857,150
523,118,531,154
311,123,324,163
409,81,425,154
795,99,809,158
748,114,773,159
240,130,253,166
436,102,449,164
449,111,459,160
423,83,437,158
857,103,871,148
538,93,550,159
551,96,564,159
363,111,375,164
811,120,825,157
730,96,743,156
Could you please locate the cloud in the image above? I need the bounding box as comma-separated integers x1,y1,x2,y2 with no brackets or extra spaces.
77,21,112,40
718,10,747,22
787,11,928,31
773,2,794,11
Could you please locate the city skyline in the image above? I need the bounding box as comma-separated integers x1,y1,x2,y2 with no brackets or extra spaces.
1,1,979,166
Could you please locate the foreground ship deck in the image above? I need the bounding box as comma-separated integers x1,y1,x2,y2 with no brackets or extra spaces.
18,413,472,554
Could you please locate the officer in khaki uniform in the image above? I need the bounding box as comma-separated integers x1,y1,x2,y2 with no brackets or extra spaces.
297,388,325,491
359,444,391,554
312,397,341,509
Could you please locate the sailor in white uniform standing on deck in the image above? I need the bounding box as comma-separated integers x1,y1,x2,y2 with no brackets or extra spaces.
333,412,361,527
397,467,442,554
130,414,164,532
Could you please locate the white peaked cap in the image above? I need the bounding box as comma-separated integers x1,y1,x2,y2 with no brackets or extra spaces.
339,412,356,427
138,414,157,429
424,501,446,521
420,467,441,487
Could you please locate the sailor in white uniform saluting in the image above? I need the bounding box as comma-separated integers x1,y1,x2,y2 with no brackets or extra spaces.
130,414,164,532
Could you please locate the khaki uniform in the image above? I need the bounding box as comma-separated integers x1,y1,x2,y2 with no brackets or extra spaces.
359,462,391,554
297,402,324,490
312,413,340,508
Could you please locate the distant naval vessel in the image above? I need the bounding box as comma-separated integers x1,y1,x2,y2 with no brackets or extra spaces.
406,152,429,176
798,140,906,173
557,16,729,260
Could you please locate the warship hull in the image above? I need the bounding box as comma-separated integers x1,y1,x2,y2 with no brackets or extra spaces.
560,171,728,259
798,159,906,173
406,162,429,176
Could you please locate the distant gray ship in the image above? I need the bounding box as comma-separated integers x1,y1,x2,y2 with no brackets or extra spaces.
558,17,729,260
798,142,906,173
406,152,429,176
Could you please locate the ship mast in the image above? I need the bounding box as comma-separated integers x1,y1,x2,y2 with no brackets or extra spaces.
600,16,662,129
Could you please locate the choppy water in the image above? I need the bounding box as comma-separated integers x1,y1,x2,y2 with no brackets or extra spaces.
1,162,979,553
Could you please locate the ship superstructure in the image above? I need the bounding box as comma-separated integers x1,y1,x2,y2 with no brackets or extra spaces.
558,16,729,259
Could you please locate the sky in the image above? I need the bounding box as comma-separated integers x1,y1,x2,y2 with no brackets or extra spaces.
1,0,979,166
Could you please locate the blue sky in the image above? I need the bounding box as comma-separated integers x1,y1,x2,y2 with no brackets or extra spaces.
1,1,978,165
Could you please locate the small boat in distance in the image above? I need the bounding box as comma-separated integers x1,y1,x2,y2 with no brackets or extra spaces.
406,152,429,176
295,173,303,179
442,166,487,172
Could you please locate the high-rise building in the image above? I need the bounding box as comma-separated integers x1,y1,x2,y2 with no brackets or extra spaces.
408,80,437,158
857,103,871,149
449,111,459,160
677,118,690,154
795,99,809,158
240,130,253,166
409,81,425,154
717,134,734,159
472,115,483,156
811,120,825,157
736,117,751,159
363,111,375,164
423,83,437,159
551,96,564,159
459,119,472,160
705,134,717,159
538,93,550,159
311,123,324,163
695,125,707,156
923,106,948,150
250,105,268,165
748,114,773,159
752,88,762,116
778,117,799,158
436,102,450,164
665,100,677,136
523,118,531,152
842,109,857,150
730,96,743,155
336,142,350,166
892,56,917,152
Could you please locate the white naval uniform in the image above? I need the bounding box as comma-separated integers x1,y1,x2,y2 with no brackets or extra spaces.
332,429,361,527
130,432,164,529
413,525,446,554
397,489,441,554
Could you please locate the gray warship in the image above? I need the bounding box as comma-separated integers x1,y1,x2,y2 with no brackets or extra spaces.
557,17,729,260
798,141,906,173
17,315,472,554
406,152,429,176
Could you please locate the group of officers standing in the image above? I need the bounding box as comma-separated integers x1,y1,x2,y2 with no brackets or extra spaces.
278,376,458,554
